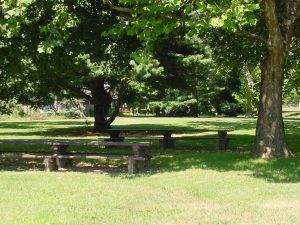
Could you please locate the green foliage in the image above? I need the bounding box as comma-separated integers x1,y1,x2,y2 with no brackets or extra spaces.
0,100,16,115
114,0,262,43
284,40,300,103
234,65,260,115
0,0,138,111
61,108,85,119
148,98,198,117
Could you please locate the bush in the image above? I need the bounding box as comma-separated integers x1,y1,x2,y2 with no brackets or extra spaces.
148,99,199,117
219,102,243,117
148,102,165,116
61,108,85,119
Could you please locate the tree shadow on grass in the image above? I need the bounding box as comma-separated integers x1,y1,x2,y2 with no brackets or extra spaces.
1,148,299,184
0,123,198,138
0,120,88,129
188,118,300,131
187,120,255,131
0,127,90,137
0,120,92,137
149,151,300,183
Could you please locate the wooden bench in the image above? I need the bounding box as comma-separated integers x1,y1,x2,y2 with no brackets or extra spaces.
103,128,233,150
0,141,152,173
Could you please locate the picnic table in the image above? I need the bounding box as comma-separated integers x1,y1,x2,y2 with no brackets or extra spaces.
0,140,151,173
103,128,233,150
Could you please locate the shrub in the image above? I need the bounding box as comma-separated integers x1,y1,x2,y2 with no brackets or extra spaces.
61,108,85,119
148,99,199,117
219,102,243,117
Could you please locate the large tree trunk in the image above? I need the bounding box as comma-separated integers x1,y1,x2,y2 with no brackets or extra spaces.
254,51,292,158
90,78,111,131
253,0,297,158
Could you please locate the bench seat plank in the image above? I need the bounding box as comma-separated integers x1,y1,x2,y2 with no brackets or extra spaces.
0,153,52,159
56,154,145,160
0,140,151,147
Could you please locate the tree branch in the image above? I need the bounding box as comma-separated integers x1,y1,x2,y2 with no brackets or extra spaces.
103,0,132,14
103,0,191,20
59,84,93,102
282,0,300,46
236,30,267,44
263,0,282,39
105,94,123,125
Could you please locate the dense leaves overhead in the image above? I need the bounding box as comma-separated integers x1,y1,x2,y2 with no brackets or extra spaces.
0,0,139,107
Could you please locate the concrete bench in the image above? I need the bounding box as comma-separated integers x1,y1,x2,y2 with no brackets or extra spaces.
102,129,233,150
0,141,152,173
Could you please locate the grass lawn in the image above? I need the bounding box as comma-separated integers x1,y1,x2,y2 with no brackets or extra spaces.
0,116,299,225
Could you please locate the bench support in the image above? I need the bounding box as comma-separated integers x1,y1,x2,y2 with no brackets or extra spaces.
127,157,137,173
105,131,125,142
53,144,72,169
217,131,229,151
162,131,175,149
128,145,151,173
127,157,149,173
43,156,57,172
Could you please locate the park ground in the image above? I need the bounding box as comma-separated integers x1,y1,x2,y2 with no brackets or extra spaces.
0,114,299,225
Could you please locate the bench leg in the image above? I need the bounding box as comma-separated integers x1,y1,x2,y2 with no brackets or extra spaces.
217,131,229,151
56,158,71,170
43,157,57,172
53,145,72,169
128,157,149,173
105,131,125,142
104,137,125,142
161,138,175,149
160,131,175,149
144,155,151,171
128,157,137,174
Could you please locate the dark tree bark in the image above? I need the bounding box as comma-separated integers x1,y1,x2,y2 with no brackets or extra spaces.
90,78,112,131
90,78,123,131
253,0,299,158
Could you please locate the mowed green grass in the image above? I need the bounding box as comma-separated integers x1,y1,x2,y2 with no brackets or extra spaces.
0,116,299,225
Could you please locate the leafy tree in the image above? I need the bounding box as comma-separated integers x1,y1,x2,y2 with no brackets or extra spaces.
0,0,139,130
